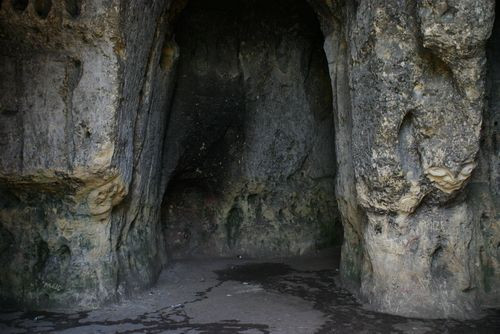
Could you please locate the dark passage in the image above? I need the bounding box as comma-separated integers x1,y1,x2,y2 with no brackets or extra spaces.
161,0,340,258
486,0,500,199
478,0,500,302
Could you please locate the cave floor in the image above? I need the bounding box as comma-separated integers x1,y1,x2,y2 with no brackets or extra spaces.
1,248,499,334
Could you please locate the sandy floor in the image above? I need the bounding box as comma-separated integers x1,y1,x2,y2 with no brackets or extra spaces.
1,248,499,333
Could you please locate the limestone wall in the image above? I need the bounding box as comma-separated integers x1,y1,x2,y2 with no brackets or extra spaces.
0,0,497,319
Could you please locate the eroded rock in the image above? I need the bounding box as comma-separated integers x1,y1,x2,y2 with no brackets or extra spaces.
161,0,340,258
0,0,497,320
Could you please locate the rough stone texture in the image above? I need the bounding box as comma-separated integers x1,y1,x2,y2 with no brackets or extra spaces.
0,0,498,320
0,0,125,308
161,0,340,258
330,0,494,319
471,0,500,307
0,0,174,308
310,0,498,319
336,0,498,319
108,0,174,299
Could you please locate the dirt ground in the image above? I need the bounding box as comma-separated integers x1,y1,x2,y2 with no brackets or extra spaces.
1,248,499,333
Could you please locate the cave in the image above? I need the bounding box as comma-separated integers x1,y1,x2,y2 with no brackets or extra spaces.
161,0,341,259
0,0,499,331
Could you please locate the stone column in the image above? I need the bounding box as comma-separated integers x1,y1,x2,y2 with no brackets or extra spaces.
346,0,495,319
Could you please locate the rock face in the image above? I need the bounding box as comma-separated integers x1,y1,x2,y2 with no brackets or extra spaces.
0,0,498,320
343,0,496,319
475,0,500,307
0,0,172,308
162,0,339,258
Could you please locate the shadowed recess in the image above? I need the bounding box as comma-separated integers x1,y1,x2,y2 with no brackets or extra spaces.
10,0,28,12
161,0,341,259
34,0,52,18
64,0,80,17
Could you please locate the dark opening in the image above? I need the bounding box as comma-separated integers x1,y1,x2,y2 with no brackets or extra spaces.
11,0,28,12
480,0,500,297
161,0,341,259
64,0,80,18
487,2,500,160
33,0,52,19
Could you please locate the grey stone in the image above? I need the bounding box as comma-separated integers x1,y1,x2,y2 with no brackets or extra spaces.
161,0,339,258
0,0,497,320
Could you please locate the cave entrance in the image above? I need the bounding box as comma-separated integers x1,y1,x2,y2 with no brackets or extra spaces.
161,0,341,259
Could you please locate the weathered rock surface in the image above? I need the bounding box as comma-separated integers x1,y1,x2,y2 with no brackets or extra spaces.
0,0,498,320
472,0,500,307
161,0,340,258
320,0,498,319
345,0,495,319
312,0,498,319
0,0,124,308
0,0,172,308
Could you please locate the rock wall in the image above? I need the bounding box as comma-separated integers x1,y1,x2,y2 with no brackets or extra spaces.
311,0,498,319
0,0,498,319
0,0,175,308
473,0,500,307
161,0,340,258
0,0,124,308
330,0,497,319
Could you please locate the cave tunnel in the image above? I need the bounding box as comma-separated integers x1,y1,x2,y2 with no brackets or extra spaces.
161,0,342,259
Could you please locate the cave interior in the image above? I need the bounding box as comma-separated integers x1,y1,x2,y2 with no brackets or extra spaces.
161,0,342,260
0,0,498,329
